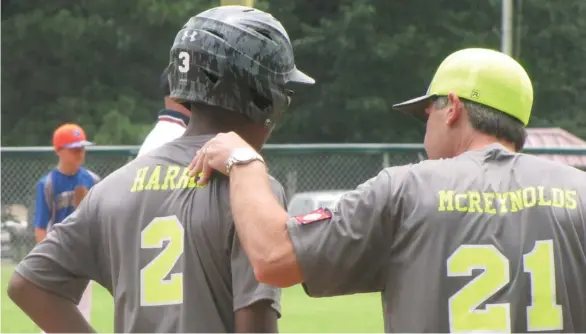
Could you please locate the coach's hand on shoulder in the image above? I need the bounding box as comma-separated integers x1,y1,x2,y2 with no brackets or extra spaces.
188,132,253,185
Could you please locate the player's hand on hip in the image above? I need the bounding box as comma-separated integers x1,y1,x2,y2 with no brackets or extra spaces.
188,132,252,185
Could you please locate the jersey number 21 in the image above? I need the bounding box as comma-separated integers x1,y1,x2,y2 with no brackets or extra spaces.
447,239,563,332
139,215,185,306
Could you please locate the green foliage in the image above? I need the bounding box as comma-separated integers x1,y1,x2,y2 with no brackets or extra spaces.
2,0,585,145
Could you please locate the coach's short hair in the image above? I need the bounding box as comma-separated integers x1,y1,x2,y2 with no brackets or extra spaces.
434,96,527,151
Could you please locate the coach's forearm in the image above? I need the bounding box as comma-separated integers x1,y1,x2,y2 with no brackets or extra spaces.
229,161,302,287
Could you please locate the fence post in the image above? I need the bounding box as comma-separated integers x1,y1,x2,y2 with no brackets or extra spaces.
382,152,391,169
286,170,297,199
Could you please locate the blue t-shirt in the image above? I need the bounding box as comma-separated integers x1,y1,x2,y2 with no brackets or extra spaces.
34,167,101,229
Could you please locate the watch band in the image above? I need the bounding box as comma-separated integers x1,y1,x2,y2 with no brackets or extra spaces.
225,148,265,174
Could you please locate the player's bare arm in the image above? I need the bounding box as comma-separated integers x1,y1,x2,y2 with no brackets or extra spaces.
34,228,46,243
189,132,302,287
234,300,279,333
8,273,95,333
9,189,100,333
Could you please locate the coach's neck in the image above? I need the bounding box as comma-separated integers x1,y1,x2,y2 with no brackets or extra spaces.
457,129,517,156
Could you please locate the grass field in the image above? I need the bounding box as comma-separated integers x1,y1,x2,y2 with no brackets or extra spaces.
1,263,384,332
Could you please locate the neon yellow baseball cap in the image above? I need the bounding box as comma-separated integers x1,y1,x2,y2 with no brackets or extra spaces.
393,48,534,126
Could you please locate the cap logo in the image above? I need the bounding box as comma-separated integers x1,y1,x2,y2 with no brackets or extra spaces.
471,90,480,99
181,30,198,42
73,129,82,138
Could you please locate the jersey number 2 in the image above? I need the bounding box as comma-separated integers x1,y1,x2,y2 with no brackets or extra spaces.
447,240,563,333
140,215,184,306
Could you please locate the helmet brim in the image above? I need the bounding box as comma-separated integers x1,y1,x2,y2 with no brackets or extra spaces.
288,68,315,85
392,94,437,122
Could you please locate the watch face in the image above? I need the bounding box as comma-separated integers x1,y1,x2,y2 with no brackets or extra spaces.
232,148,255,161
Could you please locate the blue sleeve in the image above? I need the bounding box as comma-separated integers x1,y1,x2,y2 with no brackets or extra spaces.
34,180,50,229
85,169,101,187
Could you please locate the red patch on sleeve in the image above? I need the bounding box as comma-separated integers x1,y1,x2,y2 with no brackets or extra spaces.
294,208,332,224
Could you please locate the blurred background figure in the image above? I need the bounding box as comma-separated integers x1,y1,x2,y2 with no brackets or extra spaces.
137,67,192,157
33,123,100,325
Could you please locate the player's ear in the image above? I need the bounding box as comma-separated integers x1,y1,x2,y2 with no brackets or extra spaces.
445,92,462,126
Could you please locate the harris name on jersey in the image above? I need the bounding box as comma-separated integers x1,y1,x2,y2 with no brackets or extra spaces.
130,165,205,192
438,186,578,214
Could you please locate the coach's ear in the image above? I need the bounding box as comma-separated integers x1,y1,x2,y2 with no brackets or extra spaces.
445,92,463,126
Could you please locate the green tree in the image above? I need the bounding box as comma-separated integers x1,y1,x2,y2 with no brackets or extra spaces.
1,0,215,145
2,0,585,145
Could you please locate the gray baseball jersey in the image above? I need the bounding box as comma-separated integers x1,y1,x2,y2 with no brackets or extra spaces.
287,144,586,333
16,135,284,333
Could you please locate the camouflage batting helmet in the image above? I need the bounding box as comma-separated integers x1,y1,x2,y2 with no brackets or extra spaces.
168,6,314,125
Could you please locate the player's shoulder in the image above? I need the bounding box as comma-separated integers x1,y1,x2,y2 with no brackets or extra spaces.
86,161,137,195
37,168,56,187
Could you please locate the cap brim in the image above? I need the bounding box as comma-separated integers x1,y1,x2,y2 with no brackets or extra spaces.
392,94,436,122
288,68,315,85
62,141,94,149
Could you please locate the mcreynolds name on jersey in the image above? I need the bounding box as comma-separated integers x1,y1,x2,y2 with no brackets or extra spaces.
130,166,205,192
438,186,577,214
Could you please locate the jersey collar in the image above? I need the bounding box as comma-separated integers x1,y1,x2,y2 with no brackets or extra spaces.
158,109,190,128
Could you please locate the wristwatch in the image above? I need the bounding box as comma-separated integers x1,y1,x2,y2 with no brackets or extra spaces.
225,148,265,174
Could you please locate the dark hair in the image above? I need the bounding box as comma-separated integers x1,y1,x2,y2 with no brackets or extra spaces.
160,66,171,97
435,97,527,151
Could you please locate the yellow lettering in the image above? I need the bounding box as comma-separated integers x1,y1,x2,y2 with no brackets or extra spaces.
438,188,578,214
483,193,497,214
130,167,149,192
455,194,468,212
438,191,455,211
551,188,565,208
523,187,537,208
175,168,190,189
537,186,552,206
161,166,181,190
468,192,482,213
188,172,201,188
565,190,577,209
176,168,201,189
145,166,162,191
495,192,509,214
509,190,524,212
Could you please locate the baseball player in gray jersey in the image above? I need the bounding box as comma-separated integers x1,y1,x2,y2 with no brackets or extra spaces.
7,6,314,333
188,48,586,333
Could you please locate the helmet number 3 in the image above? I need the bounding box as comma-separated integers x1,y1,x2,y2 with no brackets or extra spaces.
178,51,190,73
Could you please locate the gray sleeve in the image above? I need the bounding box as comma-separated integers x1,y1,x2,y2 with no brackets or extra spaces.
14,188,101,304
286,169,395,297
230,176,285,316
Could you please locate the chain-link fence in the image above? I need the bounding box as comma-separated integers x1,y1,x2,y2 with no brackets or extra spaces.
2,144,585,262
